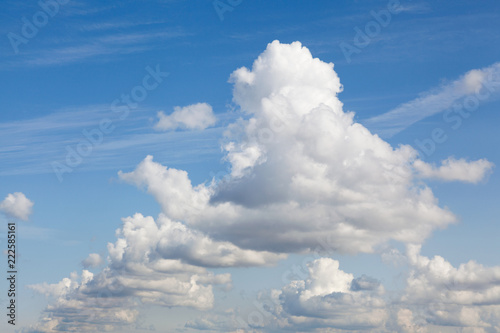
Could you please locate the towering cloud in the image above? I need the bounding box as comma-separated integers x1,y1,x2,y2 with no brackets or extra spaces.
121,41,488,256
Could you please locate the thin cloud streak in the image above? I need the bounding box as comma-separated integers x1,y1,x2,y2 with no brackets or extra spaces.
363,62,500,137
1,29,189,68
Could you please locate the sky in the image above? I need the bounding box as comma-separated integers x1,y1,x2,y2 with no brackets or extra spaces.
1,0,500,332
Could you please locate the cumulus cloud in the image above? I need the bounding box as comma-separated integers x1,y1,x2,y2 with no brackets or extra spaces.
0,192,33,221
155,102,216,131
28,212,285,332
186,259,387,332
25,270,140,333
365,62,500,137
269,258,387,331
414,157,494,183
396,245,500,332
81,253,103,268
120,41,474,255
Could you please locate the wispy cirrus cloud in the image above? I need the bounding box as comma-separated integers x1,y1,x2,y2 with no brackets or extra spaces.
3,30,188,68
364,62,500,137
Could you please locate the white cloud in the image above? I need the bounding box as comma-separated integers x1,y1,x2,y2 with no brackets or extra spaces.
108,213,285,269
413,157,494,183
26,270,140,333
28,211,285,332
120,41,478,256
365,62,500,137
398,245,500,331
81,253,103,268
270,258,387,331
155,102,216,131
0,192,34,221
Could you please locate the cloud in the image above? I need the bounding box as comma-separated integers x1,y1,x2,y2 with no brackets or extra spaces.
187,248,500,332
81,253,103,268
28,212,285,331
364,62,500,137
0,192,33,220
186,259,387,332
398,245,500,331
269,258,387,331
414,157,494,183
26,270,140,333
120,41,480,256
155,103,217,131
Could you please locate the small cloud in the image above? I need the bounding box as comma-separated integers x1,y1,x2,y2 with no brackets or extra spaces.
81,253,103,268
0,192,33,221
154,103,216,131
413,157,494,183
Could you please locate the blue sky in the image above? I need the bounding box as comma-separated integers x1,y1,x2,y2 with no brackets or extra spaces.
1,0,500,332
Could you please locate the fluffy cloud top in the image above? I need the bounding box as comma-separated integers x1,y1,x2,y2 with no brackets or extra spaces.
0,192,33,221
155,102,216,131
414,157,494,183
269,258,386,331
